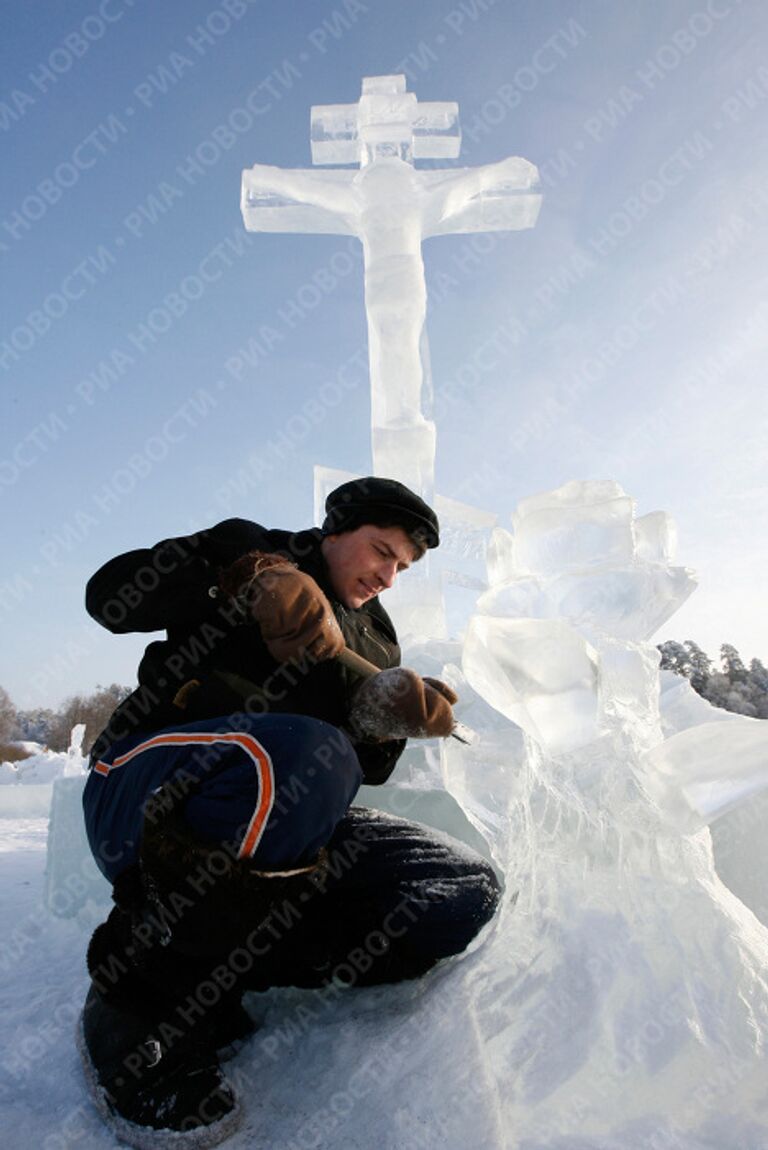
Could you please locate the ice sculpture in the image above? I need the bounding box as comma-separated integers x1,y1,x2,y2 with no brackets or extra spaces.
243,73,539,641
441,479,768,1144
242,74,541,498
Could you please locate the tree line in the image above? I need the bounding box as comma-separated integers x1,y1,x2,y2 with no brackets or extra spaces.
658,641,768,718
0,683,131,758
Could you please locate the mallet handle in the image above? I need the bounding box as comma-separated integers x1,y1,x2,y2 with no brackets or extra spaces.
337,647,381,678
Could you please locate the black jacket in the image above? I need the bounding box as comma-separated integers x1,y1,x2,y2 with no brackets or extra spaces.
85,518,406,785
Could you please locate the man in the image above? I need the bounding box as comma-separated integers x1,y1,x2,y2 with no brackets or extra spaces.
79,476,501,1147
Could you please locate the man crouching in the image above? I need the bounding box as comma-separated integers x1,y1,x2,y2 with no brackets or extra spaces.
79,477,501,1147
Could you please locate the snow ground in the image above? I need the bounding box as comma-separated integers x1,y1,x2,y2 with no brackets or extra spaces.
0,809,505,1150
0,819,95,1150
4,756,768,1149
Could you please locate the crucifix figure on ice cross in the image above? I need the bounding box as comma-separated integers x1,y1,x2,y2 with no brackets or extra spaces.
241,73,541,498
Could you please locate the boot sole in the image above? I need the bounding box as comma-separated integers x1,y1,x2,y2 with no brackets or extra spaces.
76,1012,243,1149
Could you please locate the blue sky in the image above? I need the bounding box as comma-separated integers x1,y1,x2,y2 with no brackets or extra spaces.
2,0,767,708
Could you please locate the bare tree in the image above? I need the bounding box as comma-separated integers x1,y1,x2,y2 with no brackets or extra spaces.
47,684,131,753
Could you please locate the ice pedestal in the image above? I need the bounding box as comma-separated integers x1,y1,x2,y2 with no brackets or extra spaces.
434,479,768,1144
40,725,110,917
45,774,110,917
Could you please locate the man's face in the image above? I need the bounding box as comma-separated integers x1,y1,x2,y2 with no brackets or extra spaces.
321,524,419,609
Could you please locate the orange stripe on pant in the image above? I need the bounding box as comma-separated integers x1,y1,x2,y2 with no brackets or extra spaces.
93,730,275,861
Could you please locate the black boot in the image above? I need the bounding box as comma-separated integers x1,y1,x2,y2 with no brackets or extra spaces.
78,983,241,1149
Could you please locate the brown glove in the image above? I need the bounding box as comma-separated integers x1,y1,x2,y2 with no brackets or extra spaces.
348,668,458,740
219,551,345,663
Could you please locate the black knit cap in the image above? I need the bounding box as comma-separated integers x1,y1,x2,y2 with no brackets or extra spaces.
322,477,440,549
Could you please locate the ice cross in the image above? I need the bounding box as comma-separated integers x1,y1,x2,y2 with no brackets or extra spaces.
241,74,541,497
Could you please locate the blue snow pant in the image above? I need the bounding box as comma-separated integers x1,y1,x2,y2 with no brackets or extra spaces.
84,714,501,1001
83,713,364,884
